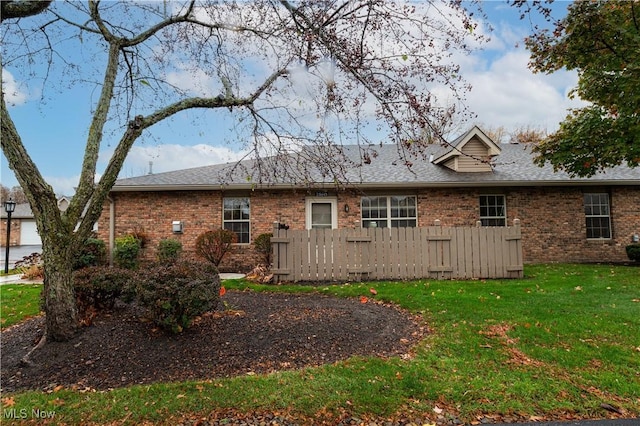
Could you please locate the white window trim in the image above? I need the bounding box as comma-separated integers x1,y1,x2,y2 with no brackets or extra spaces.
479,194,507,226
305,197,338,230
584,193,612,240
361,195,418,228
223,197,251,244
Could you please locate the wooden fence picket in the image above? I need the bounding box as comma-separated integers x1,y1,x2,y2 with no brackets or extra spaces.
271,222,523,282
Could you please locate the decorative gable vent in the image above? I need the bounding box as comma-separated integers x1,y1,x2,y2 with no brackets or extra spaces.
433,126,501,172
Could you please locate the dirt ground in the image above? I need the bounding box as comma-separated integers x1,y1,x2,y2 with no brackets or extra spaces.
1,290,425,392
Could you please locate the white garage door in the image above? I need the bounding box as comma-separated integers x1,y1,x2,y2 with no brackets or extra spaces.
20,220,42,245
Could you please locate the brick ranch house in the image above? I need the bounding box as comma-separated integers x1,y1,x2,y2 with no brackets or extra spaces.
97,127,640,272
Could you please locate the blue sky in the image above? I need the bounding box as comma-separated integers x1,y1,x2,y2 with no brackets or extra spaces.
1,1,581,196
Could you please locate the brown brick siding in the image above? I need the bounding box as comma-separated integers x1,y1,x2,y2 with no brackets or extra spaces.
98,185,640,272
0,219,22,246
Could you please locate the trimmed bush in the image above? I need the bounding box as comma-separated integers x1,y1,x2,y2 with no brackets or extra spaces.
253,233,273,266
73,266,135,321
626,244,640,262
134,261,220,333
73,238,107,270
114,234,142,269
195,229,237,266
157,238,182,263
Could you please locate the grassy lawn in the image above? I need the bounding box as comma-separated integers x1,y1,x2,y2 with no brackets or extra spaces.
1,264,638,424
0,284,42,329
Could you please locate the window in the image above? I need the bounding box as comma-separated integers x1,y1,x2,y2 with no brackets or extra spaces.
223,197,250,243
584,193,611,239
479,195,506,226
361,196,416,228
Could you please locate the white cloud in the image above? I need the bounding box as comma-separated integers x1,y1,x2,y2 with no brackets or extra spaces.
118,143,248,178
453,29,588,135
43,175,81,196
1,69,29,105
165,65,217,97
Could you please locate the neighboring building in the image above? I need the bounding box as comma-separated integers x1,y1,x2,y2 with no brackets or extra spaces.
1,197,74,246
97,127,640,272
1,203,40,246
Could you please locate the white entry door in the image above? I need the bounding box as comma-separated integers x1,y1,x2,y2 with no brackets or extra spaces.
305,197,337,229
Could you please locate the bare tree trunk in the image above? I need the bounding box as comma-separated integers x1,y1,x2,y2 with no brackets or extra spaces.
41,237,78,342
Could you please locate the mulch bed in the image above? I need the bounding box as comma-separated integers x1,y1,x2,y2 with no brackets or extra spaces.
1,290,425,392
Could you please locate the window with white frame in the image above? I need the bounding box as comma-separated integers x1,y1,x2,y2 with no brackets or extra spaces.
223,197,250,243
361,196,417,228
479,195,506,226
584,193,611,239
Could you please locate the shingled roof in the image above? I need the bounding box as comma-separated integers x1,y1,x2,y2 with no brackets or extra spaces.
112,139,640,191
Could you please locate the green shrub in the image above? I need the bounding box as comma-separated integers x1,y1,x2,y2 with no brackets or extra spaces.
195,229,237,266
626,244,640,262
134,261,220,333
157,238,182,263
253,232,272,265
73,266,135,319
114,234,142,269
73,238,107,270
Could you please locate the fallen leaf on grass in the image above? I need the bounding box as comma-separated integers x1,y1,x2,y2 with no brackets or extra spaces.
2,397,16,407
369,288,377,295
50,398,65,406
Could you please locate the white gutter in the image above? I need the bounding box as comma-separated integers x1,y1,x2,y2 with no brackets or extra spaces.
108,179,640,192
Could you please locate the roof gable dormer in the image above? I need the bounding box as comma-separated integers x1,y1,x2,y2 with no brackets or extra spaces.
432,126,501,172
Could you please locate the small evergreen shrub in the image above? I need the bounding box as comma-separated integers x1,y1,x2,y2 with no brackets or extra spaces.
626,244,640,262
195,229,237,266
134,261,220,333
157,238,182,263
114,234,142,269
73,266,135,320
253,232,273,265
73,238,107,270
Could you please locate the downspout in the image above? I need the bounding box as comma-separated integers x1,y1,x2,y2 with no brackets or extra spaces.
108,195,115,267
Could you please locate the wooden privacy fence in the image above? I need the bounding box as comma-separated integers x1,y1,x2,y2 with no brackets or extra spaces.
271,220,523,282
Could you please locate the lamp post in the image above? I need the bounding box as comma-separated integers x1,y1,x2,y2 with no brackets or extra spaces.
4,198,16,274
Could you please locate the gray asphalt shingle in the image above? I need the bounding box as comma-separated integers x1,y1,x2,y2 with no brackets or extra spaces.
112,143,640,190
